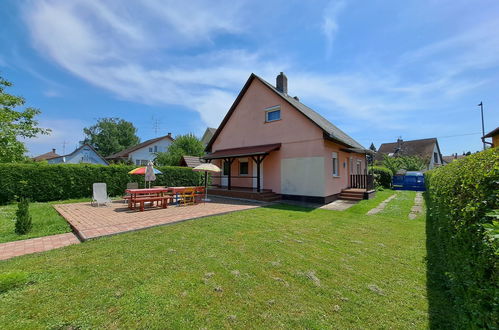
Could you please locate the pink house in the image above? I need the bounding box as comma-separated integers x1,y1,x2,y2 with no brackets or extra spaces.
205,72,374,203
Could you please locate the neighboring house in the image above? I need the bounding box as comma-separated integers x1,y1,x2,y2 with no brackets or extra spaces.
204,72,372,204
179,155,203,168
33,148,60,161
375,138,444,170
106,133,174,165
482,127,499,148
201,127,217,146
48,144,108,165
442,153,466,164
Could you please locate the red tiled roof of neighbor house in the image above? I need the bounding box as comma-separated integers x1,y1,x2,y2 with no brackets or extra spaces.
375,138,441,163
106,133,174,160
33,149,60,161
204,143,282,159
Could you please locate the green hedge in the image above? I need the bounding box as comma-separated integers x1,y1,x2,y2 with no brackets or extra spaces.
424,148,498,328
369,166,392,188
0,163,204,203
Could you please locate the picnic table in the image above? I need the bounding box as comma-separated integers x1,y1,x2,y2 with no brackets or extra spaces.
124,188,171,211
166,186,205,204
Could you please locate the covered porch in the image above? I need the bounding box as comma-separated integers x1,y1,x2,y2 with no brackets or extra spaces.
203,143,281,195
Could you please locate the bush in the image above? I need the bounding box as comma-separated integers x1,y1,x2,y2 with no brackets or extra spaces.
0,272,28,293
15,198,32,235
0,163,203,203
424,148,498,328
369,166,392,188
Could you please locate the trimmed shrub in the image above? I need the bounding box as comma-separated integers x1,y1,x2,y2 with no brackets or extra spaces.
424,148,498,328
369,166,392,188
0,163,203,203
15,198,32,235
0,272,28,293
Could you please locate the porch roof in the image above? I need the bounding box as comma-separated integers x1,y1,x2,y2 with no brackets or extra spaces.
204,143,281,160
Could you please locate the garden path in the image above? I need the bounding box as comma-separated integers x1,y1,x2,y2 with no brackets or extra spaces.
366,193,398,215
0,233,80,261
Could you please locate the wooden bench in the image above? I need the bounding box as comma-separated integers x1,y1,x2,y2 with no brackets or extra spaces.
130,196,171,212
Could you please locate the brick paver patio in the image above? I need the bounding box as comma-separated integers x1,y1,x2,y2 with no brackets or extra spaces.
54,197,264,241
0,233,80,261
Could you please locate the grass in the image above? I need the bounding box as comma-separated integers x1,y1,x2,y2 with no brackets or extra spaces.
0,192,429,329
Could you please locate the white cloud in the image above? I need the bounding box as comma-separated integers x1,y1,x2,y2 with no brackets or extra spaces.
23,118,86,157
321,0,346,58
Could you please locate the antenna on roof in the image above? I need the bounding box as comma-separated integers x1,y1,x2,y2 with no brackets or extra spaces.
62,141,67,154
152,116,161,135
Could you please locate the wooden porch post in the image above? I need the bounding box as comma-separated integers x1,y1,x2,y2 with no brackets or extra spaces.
251,155,267,193
226,158,234,190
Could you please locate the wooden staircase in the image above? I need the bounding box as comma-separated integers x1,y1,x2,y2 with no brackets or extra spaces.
208,188,281,202
339,188,365,201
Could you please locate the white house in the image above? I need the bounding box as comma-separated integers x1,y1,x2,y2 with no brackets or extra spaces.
48,144,108,165
106,133,174,165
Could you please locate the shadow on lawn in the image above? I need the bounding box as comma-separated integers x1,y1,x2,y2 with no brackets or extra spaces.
424,193,456,329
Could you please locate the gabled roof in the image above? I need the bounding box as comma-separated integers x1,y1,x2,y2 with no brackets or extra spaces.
375,138,441,163
483,127,499,138
106,134,174,160
33,150,60,161
201,127,217,145
50,144,109,165
180,155,204,168
206,73,367,152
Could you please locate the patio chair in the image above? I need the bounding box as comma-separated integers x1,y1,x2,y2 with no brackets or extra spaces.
179,188,195,206
91,183,111,207
123,182,139,203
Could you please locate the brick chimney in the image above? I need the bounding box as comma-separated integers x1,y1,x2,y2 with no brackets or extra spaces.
167,132,172,138
276,72,288,94
52,148,56,153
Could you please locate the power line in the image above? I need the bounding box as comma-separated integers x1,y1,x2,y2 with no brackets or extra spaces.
437,132,481,139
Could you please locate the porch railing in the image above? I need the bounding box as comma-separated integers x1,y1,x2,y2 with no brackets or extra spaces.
350,174,374,190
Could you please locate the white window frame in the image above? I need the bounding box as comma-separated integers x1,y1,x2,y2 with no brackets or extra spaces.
149,147,153,152
265,105,281,122
332,152,339,177
154,145,158,152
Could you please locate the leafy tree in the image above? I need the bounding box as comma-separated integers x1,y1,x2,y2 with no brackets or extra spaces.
155,134,204,166
83,118,140,157
382,155,426,175
0,76,50,162
15,198,32,235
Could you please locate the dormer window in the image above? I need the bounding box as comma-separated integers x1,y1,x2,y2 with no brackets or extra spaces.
265,106,281,122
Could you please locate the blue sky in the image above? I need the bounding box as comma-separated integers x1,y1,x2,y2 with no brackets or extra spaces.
1,0,498,156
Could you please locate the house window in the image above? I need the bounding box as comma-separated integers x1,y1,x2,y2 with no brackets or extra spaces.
149,147,153,152
332,152,339,176
265,106,281,122
154,146,158,152
239,161,249,175
434,152,438,163
356,160,362,174
223,161,230,176
136,160,141,166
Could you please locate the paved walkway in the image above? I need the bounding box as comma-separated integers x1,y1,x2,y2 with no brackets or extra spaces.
367,193,398,215
408,192,424,219
0,233,80,261
320,199,358,211
54,197,263,241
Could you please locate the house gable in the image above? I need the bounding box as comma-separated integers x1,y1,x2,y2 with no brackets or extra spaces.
210,77,324,152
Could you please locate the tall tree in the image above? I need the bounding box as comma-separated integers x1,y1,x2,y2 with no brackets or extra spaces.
367,142,377,165
155,134,204,166
0,75,50,163
83,118,140,157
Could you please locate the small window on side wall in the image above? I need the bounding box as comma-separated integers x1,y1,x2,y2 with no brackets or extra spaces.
332,152,339,177
239,161,248,175
265,107,281,122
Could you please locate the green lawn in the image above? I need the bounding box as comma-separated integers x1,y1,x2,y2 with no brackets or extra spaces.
0,191,429,328
0,200,78,243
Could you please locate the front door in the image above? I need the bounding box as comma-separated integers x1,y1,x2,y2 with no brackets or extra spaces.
221,160,229,187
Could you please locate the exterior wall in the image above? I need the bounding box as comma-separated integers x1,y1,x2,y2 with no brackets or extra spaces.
428,144,443,169
128,138,172,165
210,78,356,197
492,134,499,148
323,140,366,197
48,146,108,165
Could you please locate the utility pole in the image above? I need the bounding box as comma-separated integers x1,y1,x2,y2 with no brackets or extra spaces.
62,141,67,154
152,116,160,136
477,102,485,150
